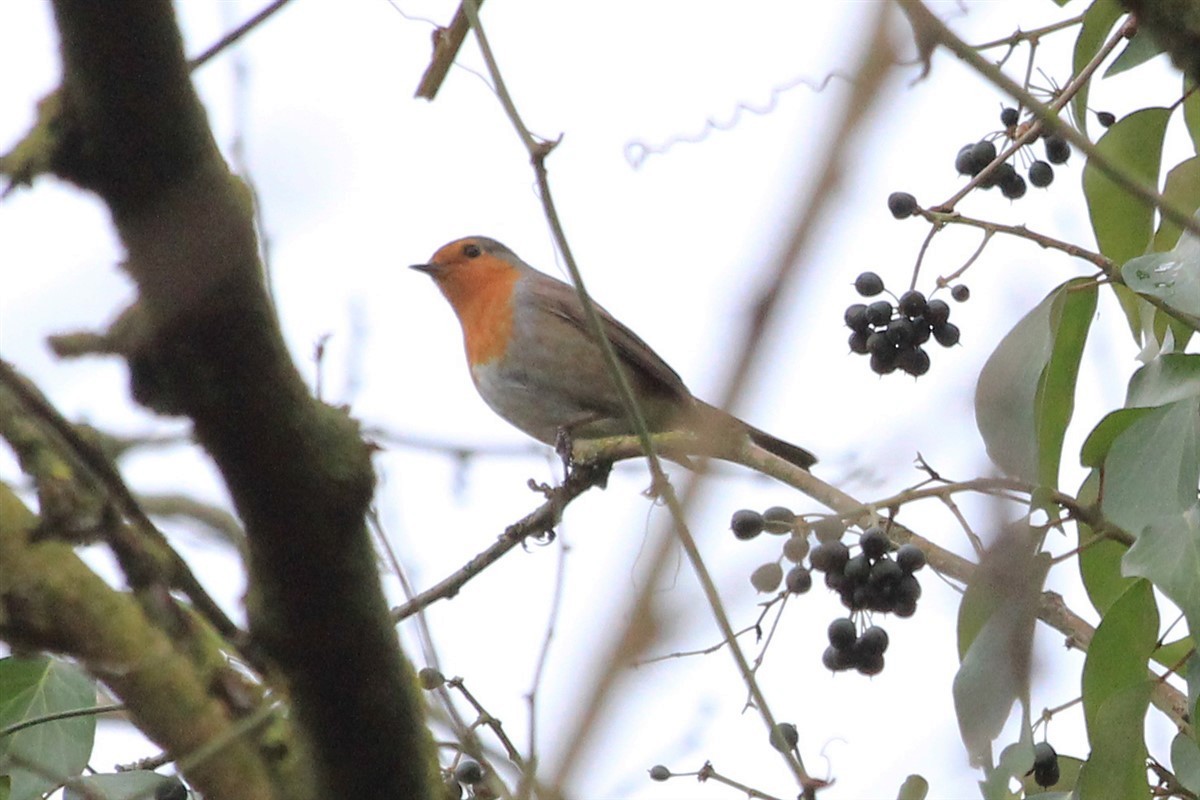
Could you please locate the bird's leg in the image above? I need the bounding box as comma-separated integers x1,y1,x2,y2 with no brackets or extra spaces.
553,426,574,481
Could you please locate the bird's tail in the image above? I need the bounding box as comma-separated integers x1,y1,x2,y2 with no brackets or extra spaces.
744,425,817,471
692,401,817,470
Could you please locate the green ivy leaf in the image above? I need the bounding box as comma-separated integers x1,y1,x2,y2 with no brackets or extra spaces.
1185,79,1200,155
1153,157,1200,251
1099,399,1200,535
0,657,96,800
1080,580,1157,731
1103,28,1164,78
976,281,1096,485
1077,683,1154,800
1124,210,1200,318
1076,472,1134,615
1124,509,1200,633
1077,580,1157,800
1079,407,1155,468
1127,353,1200,406
953,527,1049,767
1072,0,1125,132
1084,107,1171,265
1171,732,1200,794
1035,280,1097,486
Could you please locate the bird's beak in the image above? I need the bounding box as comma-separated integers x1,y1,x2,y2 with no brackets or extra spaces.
410,262,438,275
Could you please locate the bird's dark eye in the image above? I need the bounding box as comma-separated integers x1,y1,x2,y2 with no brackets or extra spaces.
463,243,482,258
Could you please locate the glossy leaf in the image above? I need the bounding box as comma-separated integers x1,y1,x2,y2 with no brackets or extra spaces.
1034,280,1097,487
1076,472,1133,615
1185,79,1200,155
1099,399,1200,535
1127,353,1200,406
0,657,96,800
1171,732,1200,795
1077,683,1154,800
1103,28,1163,78
1125,508,1200,633
953,527,1048,766
976,281,1096,485
1080,580,1157,731
1124,210,1200,318
1078,580,1157,800
1153,158,1200,251
1084,107,1171,265
1079,406,1155,468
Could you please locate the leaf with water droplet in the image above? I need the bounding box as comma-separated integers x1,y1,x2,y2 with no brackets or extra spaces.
1123,210,1200,317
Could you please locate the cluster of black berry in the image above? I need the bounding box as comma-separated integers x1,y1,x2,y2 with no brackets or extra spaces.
845,271,963,376
822,618,889,676
810,526,925,616
732,506,815,595
729,509,926,676
954,105,1112,200
1029,742,1060,788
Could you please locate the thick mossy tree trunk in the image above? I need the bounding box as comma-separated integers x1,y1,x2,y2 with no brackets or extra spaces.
0,2,435,798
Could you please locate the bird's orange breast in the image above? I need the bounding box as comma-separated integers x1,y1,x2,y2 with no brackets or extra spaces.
435,260,521,367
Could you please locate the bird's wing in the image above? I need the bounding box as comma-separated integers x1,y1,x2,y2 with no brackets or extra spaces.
533,277,691,400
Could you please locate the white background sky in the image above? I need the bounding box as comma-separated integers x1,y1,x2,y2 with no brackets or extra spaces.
0,1,1192,798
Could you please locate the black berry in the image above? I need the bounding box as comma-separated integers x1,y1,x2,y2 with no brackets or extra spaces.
843,554,871,584
869,349,899,375
897,346,930,377
856,625,890,656
828,617,857,650
731,509,765,540
844,303,870,331
866,331,893,356
1000,171,1027,199
810,540,850,573
866,300,893,326
1044,135,1070,164
849,330,869,354
898,290,927,318
925,298,950,326
823,644,853,671
896,543,926,573
1028,160,1054,187
649,765,670,782
970,140,997,171
785,565,813,594
933,321,961,347
1032,742,1060,788
888,191,919,219
951,284,970,302
955,144,976,176
855,271,885,297
1097,111,1115,127
885,318,915,347
860,527,889,560
1000,106,1019,127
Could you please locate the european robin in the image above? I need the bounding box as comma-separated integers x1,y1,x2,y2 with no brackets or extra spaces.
411,236,817,470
